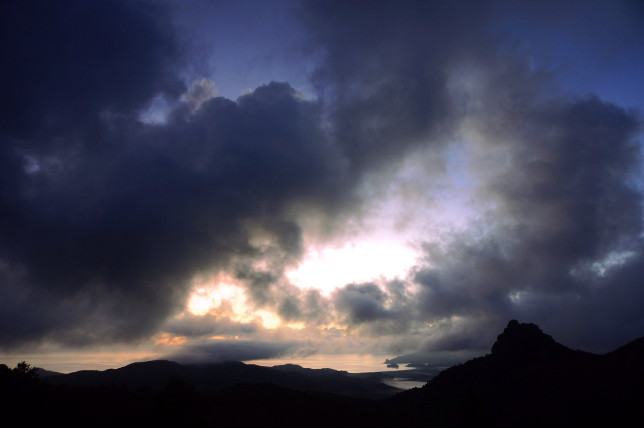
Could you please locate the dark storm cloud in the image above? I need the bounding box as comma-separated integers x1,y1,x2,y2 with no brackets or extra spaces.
300,0,493,174
2,0,643,356
0,76,351,348
0,0,185,348
333,283,392,324
0,1,354,350
330,281,417,339
163,314,258,339
165,339,300,364
277,288,332,326
0,0,184,138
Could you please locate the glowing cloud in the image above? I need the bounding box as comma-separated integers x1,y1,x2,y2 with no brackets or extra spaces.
287,239,417,294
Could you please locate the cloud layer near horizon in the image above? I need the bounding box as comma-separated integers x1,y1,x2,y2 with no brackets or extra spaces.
1,0,643,359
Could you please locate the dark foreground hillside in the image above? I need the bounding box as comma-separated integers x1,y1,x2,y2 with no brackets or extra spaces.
2,320,643,427
0,375,378,427
391,320,644,427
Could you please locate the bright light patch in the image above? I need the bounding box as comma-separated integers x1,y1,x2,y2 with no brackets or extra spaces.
187,291,211,316
154,333,188,346
286,239,417,294
186,283,248,316
209,335,240,340
185,280,283,329
256,310,281,329
285,322,306,330
285,142,480,295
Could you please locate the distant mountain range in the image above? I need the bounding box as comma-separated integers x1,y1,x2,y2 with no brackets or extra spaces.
3,320,643,427
43,359,398,400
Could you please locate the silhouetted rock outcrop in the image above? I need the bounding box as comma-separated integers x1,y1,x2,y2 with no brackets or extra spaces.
392,320,644,427
491,319,578,361
607,335,644,360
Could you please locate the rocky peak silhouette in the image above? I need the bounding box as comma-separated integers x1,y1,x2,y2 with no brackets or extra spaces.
491,319,574,361
393,320,644,427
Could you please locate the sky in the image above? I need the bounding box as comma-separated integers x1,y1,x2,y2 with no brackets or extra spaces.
1,0,644,372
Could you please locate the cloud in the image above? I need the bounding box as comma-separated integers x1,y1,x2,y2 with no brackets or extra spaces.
333,283,392,324
0,0,184,138
296,0,644,354
300,0,492,174
164,339,303,364
162,314,259,339
182,78,218,112
1,0,643,357
0,74,354,348
0,1,354,349
412,91,643,352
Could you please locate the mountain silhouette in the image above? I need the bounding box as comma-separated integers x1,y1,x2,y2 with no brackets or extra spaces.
392,320,644,427
45,359,397,400
607,335,644,360
490,319,584,360
3,320,643,427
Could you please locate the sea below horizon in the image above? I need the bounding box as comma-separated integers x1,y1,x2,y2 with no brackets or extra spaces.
246,353,450,390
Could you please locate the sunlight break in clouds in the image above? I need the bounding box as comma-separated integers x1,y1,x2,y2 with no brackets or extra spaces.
286,238,417,294
185,277,283,329
186,282,247,317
